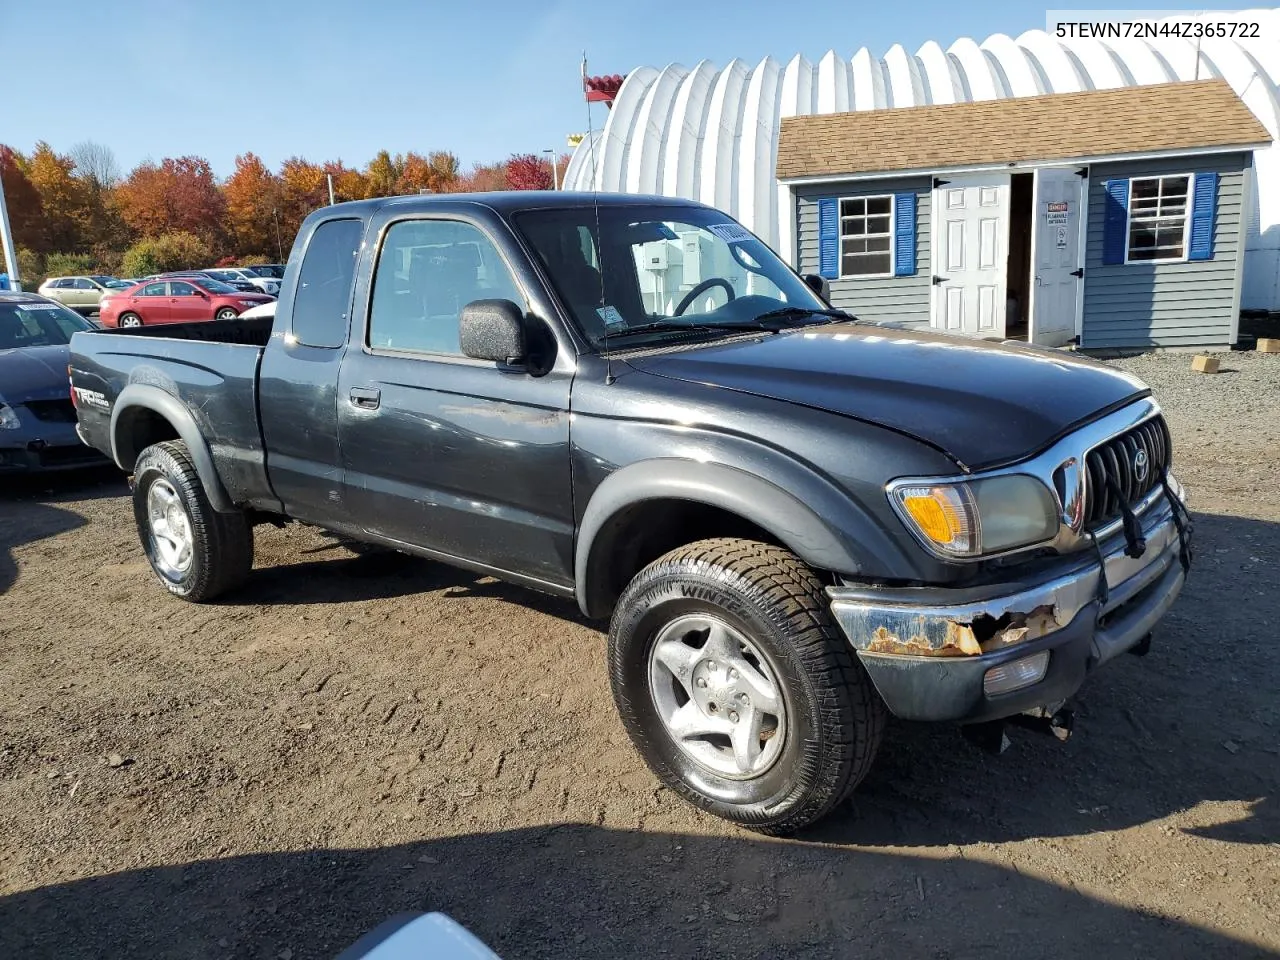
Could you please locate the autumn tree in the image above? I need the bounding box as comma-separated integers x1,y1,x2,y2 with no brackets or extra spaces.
223,153,280,256
277,157,327,238
364,150,402,197
323,160,369,203
0,145,46,254
24,142,88,251
65,140,130,254
395,152,435,194
455,160,508,193
505,153,554,191
116,156,226,246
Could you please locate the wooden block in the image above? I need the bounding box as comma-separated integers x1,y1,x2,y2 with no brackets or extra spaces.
1191,355,1220,373
1257,338,1280,354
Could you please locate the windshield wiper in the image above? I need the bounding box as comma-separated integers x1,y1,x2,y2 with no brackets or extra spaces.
749,306,858,326
604,319,780,340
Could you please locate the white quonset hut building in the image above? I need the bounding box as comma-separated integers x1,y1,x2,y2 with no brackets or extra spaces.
564,10,1280,346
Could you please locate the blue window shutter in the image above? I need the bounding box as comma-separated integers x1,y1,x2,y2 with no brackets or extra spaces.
1102,179,1129,265
1188,172,1217,261
817,198,839,278
893,192,917,276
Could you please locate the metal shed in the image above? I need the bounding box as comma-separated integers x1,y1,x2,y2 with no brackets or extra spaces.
774,80,1271,349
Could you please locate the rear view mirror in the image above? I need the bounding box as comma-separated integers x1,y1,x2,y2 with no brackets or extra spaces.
460,299,526,365
802,274,831,303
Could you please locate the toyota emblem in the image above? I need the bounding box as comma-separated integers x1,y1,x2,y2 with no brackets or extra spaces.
1133,448,1149,483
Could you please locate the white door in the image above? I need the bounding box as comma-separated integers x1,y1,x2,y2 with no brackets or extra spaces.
931,175,1010,338
1029,167,1086,346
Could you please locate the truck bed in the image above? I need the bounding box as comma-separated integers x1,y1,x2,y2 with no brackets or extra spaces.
70,319,275,506
96,315,274,346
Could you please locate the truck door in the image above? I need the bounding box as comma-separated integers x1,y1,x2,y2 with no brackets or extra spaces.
258,217,365,526
336,212,575,590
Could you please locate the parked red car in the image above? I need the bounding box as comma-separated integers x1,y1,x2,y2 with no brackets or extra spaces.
99,277,274,328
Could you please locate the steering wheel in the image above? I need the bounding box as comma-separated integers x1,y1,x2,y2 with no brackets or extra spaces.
674,278,736,316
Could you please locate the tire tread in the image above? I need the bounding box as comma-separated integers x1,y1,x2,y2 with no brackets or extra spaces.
609,537,885,835
133,440,252,602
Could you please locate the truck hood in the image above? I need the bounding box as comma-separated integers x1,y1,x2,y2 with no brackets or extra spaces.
0,345,71,403
628,324,1148,470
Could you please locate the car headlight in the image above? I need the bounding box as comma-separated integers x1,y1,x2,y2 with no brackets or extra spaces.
0,402,21,430
889,474,1059,558
238,300,259,307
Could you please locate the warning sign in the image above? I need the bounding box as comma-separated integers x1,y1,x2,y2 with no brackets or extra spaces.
1046,200,1069,227
1056,226,1069,248
1047,201,1069,212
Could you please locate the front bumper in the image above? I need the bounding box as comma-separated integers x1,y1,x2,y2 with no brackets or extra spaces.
827,494,1188,722
1,421,110,473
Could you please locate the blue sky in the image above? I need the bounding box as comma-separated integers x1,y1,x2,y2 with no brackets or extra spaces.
3,0,1252,178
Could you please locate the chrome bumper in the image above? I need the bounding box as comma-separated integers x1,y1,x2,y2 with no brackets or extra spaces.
826,494,1188,721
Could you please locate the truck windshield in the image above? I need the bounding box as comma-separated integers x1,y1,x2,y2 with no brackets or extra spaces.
514,205,827,348
0,300,94,348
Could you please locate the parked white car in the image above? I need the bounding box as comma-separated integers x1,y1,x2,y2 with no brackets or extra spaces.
236,300,276,321
203,267,281,297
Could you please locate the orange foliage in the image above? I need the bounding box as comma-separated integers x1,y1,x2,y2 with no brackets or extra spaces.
116,156,226,246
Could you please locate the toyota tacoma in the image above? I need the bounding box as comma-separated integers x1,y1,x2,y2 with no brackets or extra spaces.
69,193,1191,834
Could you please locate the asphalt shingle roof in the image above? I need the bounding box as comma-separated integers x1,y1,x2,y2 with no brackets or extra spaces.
776,79,1271,180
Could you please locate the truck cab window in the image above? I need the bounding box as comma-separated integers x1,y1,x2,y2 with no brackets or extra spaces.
292,218,363,348
368,219,525,356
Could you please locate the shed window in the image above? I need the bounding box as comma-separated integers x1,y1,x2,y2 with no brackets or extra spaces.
840,196,894,276
1127,175,1191,262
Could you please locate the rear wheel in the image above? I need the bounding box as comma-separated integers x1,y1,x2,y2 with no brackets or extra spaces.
608,538,886,835
215,307,239,321
119,313,142,328
132,440,253,602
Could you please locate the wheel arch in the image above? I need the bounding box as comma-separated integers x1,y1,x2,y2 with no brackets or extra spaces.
575,458,902,619
110,384,234,512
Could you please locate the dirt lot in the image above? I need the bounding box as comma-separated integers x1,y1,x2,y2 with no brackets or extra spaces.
1,352,1278,960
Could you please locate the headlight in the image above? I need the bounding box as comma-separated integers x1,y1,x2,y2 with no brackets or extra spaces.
238,300,259,307
0,402,21,430
889,474,1059,558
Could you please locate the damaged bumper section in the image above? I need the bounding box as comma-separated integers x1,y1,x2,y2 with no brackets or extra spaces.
827,494,1188,723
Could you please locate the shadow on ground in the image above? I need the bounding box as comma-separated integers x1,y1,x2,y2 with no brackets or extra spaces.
1,823,1273,960
227,509,1277,852
0,467,125,596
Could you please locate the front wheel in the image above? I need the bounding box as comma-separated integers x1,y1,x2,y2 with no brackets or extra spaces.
608,538,885,835
132,440,253,601
215,307,239,321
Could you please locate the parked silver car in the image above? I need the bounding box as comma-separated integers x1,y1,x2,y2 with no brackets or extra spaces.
37,276,133,314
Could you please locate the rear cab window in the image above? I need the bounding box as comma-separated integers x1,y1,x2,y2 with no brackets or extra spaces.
291,218,364,348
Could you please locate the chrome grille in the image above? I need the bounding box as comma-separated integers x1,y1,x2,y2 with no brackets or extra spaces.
1083,416,1170,528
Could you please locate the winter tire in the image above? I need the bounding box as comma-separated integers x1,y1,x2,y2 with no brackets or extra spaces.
609,537,886,835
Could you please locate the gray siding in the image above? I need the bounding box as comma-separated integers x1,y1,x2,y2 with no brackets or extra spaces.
795,178,931,327
1082,153,1250,349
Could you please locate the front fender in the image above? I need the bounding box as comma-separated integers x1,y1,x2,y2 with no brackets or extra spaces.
574,458,914,618
110,384,234,512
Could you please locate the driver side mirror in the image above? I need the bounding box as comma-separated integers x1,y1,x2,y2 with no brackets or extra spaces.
802,274,831,303
460,299,526,366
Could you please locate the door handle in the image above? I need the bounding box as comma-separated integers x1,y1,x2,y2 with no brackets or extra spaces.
349,387,381,410
932,275,948,286
1070,268,1084,278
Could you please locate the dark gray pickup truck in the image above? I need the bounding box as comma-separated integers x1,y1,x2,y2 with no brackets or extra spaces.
70,192,1191,834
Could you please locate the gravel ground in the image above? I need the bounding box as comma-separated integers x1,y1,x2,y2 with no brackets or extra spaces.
0,351,1277,959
